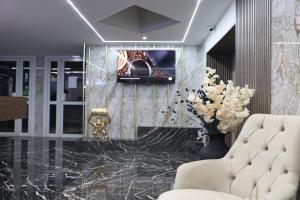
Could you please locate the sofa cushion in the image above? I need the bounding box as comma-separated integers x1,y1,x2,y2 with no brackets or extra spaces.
158,189,241,200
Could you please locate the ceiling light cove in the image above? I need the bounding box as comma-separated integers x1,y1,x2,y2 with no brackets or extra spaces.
65,0,202,43
66,0,105,42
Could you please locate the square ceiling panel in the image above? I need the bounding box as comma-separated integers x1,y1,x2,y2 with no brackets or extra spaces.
97,5,180,34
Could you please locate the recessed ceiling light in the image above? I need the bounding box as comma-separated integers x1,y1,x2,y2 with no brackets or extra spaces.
142,36,147,40
65,0,202,43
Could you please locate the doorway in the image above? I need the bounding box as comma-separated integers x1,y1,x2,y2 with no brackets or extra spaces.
44,57,84,137
0,57,36,136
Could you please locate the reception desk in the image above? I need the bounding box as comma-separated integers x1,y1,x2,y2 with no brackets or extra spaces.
0,96,27,121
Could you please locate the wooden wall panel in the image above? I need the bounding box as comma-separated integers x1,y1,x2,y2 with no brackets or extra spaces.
207,27,235,83
0,97,27,121
207,53,235,83
236,0,271,114
206,27,236,146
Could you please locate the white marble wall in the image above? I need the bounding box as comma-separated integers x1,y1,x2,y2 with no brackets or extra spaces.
34,56,45,136
85,45,206,139
271,0,300,114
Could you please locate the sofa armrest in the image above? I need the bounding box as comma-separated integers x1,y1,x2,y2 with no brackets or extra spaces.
241,184,298,200
174,158,231,193
260,183,298,200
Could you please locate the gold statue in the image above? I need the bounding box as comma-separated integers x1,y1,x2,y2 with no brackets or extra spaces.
88,108,111,140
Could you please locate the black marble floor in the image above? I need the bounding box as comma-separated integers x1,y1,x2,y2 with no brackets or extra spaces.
0,135,201,200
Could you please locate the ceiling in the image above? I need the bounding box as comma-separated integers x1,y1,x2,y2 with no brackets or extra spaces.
208,27,235,54
0,0,233,55
98,5,181,34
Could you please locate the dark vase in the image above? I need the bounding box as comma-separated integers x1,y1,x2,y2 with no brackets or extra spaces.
199,132,229,160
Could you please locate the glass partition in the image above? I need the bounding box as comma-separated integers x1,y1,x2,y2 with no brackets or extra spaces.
0,61,17,132
0,58,34,134
46,57,84,137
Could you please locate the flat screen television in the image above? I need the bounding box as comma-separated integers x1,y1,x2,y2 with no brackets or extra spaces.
117,50,176,83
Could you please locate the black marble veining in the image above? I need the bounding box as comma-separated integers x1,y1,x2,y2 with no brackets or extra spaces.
0,128,201,200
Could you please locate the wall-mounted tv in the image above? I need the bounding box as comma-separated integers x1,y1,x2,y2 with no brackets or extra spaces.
117,50,176,83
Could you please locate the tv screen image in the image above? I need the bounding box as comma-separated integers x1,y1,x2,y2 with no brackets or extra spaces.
117,50,176,83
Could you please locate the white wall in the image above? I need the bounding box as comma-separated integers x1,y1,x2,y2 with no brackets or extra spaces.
203,1,236,53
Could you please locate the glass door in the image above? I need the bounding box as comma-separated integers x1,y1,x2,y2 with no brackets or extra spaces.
46,57,84,137
21,61,31,133
0,58,35,136
62,61,84,135
0,61,17,133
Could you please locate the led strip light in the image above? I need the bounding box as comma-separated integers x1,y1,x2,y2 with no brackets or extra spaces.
66,0,202,43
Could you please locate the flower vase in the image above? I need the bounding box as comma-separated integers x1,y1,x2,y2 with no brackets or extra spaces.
199,132,229,160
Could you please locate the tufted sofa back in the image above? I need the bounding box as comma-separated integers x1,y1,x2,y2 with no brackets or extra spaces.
224,114,300,199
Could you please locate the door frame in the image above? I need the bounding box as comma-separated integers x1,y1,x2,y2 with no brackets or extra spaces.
0,56,36,136
43,56,84,138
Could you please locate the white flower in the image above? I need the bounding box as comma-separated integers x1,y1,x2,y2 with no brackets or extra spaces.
187,92,197,102
207,67,216,74
187,67,255,134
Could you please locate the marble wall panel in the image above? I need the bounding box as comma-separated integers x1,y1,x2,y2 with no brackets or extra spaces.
272,0,299,43
116,45,136,139
35,69,44,135
271,0,300,114
121,84,136,139
271,44,300,114
182,46,206,127
85,46,106,135
106,45,122,139
34,56,45,136
136,84,154,127
85,45,206,139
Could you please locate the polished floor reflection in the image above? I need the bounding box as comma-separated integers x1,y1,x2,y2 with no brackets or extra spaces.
0,135,200,200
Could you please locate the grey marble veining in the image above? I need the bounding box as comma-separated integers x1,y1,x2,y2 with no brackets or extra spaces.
271,0,300,114
35,69,44,135
86,46,107,135
33,56,46,136
121,84,136,139
0,130,201,200
271,44,300,114
272,0,299,43
136,85,154,127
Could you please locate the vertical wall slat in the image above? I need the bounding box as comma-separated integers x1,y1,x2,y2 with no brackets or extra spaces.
207,54,234,83
206,28,235,146
236,0,271,114
206,26,235,83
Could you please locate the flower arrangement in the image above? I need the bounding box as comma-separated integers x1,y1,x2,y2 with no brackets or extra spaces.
169,67,255,134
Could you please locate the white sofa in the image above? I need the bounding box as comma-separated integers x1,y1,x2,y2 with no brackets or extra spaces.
158,114,300,200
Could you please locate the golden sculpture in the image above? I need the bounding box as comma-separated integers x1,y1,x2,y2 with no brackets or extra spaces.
88,108,111,140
